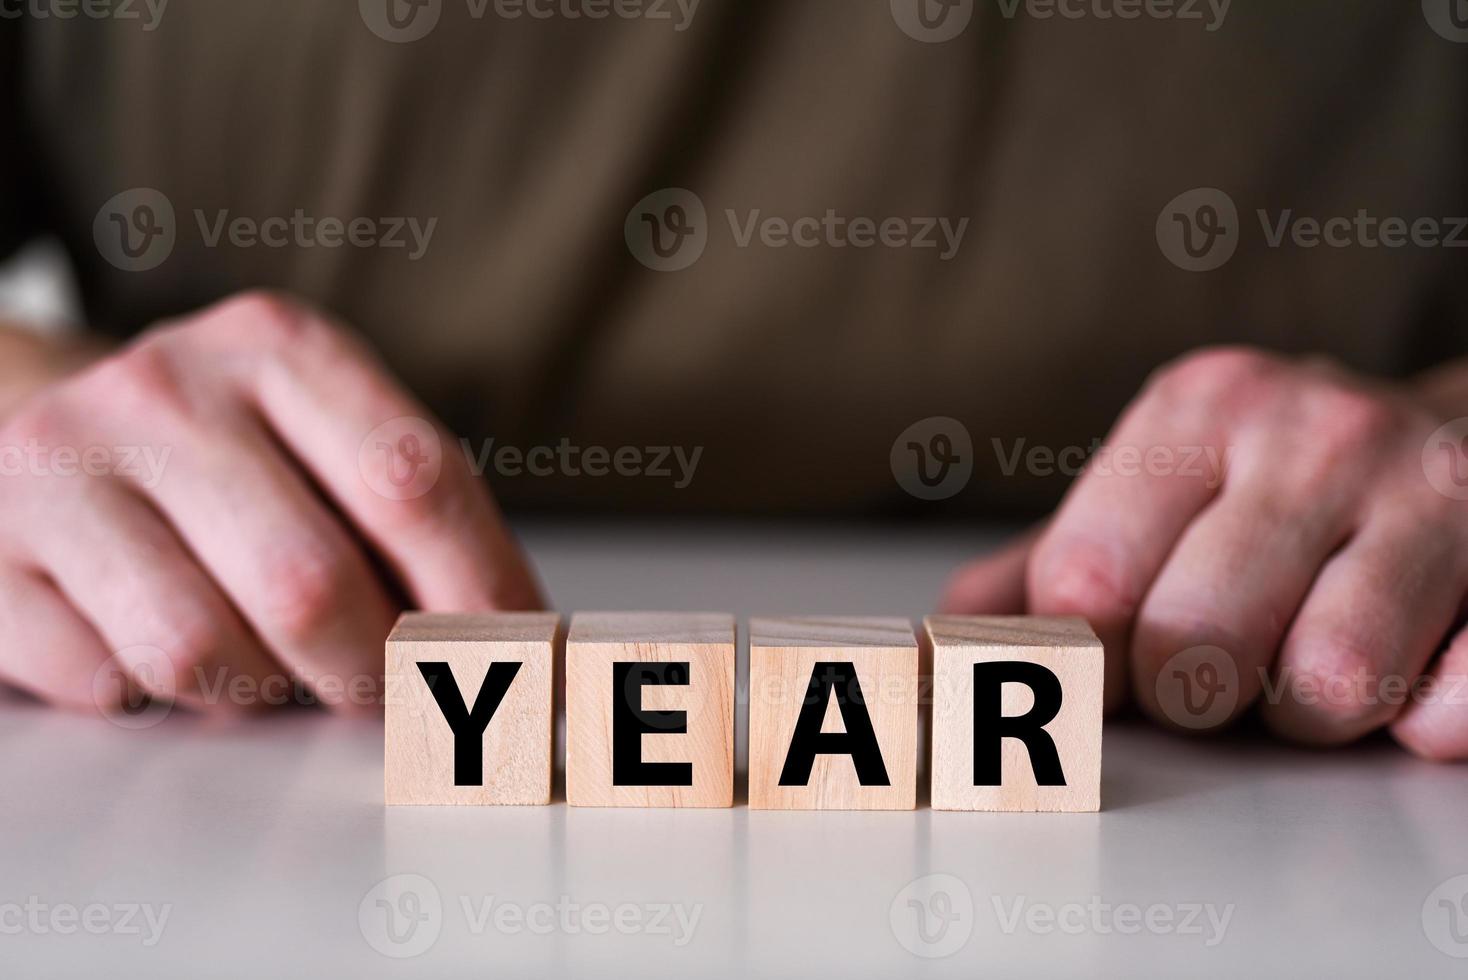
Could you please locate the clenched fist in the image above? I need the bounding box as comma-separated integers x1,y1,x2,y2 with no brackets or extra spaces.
0,292,543,715
943,347,1468,760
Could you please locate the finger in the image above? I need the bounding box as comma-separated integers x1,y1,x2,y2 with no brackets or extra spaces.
1130,477,1353,732
189,294,544,612
108,407,398,713
1025,354,1258,713
1259,511,1465,745
939,524,1042,615
7,476,284,712
0,565,115,711
1391,626,1468,761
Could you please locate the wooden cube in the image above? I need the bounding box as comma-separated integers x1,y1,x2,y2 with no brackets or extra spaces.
384,612,559,806
748,617,918,810
926,615,1103,812
565,612,735,808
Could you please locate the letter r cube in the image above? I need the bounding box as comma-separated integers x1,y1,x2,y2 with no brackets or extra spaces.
926,615,1103,812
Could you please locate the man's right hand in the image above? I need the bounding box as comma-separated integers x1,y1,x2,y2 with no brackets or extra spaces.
0,292,544,715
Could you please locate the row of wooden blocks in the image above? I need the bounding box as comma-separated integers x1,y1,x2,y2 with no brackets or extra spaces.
385,613,1103,811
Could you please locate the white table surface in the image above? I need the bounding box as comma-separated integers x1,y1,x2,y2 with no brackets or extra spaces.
4,520,1467,978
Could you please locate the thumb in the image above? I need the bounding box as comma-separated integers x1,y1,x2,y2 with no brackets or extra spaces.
937,524,1045,615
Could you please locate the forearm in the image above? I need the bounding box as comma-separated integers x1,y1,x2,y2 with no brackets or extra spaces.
0,324,110,422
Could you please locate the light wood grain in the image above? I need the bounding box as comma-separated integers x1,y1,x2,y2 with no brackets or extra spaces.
385,612,559,806
926,615,1103,812
748,616,918,810
566,612,735,808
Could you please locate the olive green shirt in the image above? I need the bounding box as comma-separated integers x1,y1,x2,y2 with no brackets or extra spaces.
5,1,1466,514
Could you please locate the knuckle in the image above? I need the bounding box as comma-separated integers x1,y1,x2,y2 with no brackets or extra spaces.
379,465,471,533
1145,346,1278,405
1028,540,1141,619
87,341,193,420
0,392,70,448
201,290,333,352
1305,390,1399,454
220,289,307,328
257,544,352,641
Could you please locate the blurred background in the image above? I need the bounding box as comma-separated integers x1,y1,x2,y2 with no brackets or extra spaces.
5,1,1466,518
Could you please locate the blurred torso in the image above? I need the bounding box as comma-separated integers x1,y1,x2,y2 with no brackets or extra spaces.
15,0,1467,514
